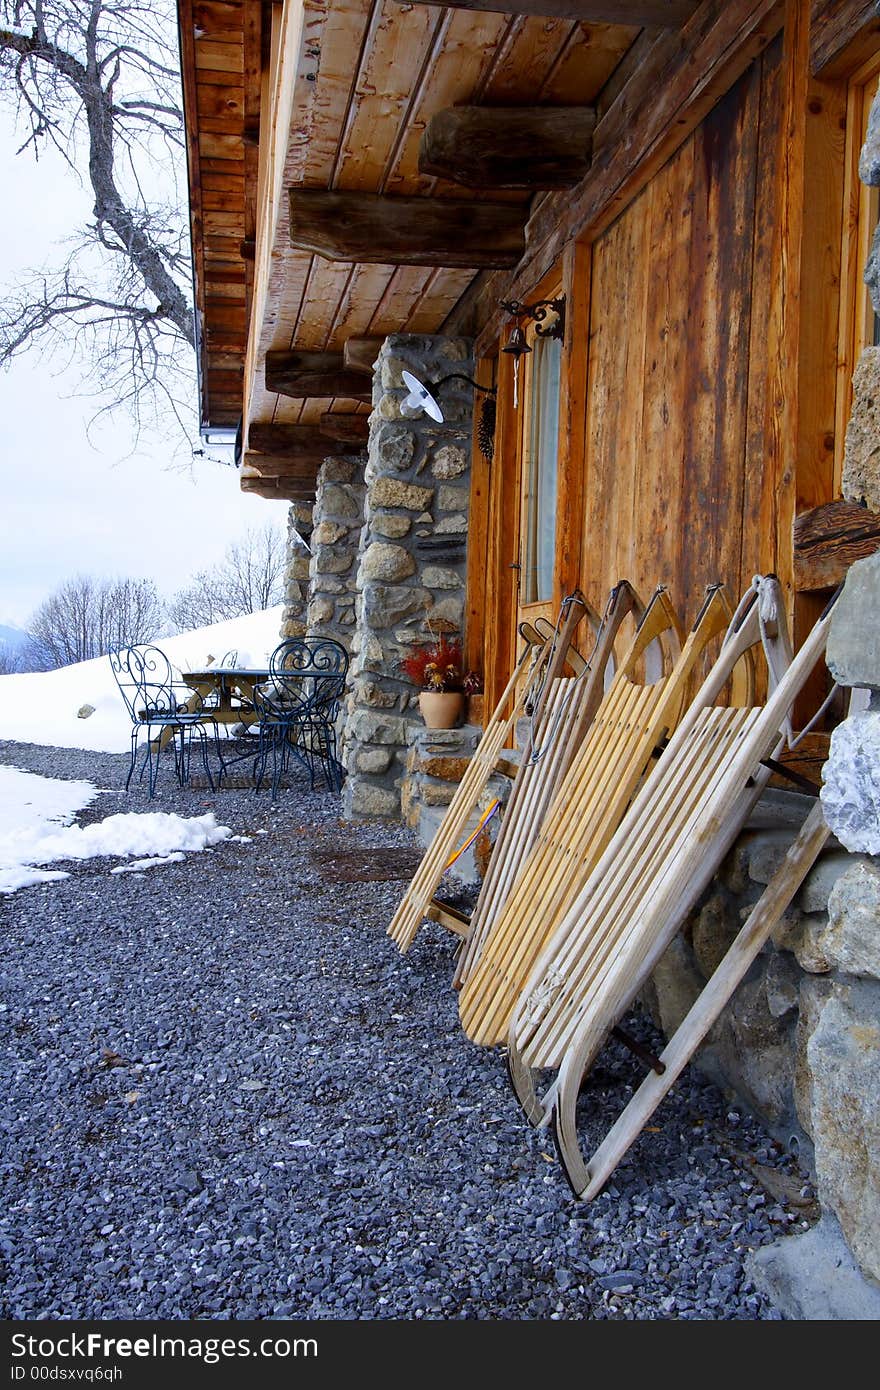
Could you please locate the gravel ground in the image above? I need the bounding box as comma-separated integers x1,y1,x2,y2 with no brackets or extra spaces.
0,738,818,1321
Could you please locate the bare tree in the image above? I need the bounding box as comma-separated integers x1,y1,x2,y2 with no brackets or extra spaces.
0,1,195,442
27,572,165,668
169,525,287,632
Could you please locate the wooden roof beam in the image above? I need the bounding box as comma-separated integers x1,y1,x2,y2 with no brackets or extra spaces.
319,413,371,444
343,337,386,373
288,190,525,269
403,1,699,22
248,421,365,455
419,106,596,190
240,476,317,502
265,351,373,402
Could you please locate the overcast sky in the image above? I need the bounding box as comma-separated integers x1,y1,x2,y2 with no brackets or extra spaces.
0,123,290,629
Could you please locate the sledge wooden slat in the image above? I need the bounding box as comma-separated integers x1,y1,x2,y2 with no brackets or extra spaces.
503,579,836,1196
458,585,738,1044
386,632,551,952
582,801,830,1200
387,592,592,954
452,584,641,987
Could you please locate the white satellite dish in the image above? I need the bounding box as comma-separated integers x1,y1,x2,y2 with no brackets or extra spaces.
401,370,444,423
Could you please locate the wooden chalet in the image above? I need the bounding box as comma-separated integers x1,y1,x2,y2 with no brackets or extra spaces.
178,0,880,709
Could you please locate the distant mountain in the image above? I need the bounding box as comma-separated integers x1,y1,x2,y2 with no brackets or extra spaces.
0,624,29,653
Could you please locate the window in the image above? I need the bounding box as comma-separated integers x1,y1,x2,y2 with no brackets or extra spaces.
836,55,880,486
521,333,562,606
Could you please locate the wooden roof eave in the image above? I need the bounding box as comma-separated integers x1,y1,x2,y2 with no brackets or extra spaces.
243,0,328,450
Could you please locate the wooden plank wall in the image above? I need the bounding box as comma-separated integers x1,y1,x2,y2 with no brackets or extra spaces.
577,37,788,642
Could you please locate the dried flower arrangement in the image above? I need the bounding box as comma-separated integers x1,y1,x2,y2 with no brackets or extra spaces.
400,634,465,692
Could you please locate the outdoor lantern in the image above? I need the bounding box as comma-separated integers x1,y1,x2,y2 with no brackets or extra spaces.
399,369,497,463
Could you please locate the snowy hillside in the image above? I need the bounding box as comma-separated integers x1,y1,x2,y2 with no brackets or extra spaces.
0,607,284,753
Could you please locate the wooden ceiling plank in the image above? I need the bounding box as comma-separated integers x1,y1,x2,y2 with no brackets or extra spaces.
383,6,522,198
368,264,437,334
300,1,375,186
329,263,397,345
332,3,439,191
292,259,359,350
538,21,641,103
288,189,525,268
405,2,699,22
419,106,596,189
406,267,477,332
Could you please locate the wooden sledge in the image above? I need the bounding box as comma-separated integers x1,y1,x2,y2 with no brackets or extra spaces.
506,576,834,1198
449,580,648,986
387,591,593,953
457,585,742,1044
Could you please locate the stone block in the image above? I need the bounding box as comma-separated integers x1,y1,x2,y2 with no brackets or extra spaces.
311,520,349,546
691,892,741,979
291,556,311,581
314,576,345,595
438,484,470,511
354,746,393,775
422,565,463,590
430,444,468,479
859,86,880,185
826,550,880,688
748,832,799,885
803,982,880,1283
820,713,880,853
348,780,401,819
347,709,410,745
794,976,833,1136
711,974,796,1127
307,598,335,625
419,780,457,807
361,542,416,582
792,917,833,975
842,348,880,510
354,678,399,710
363,584,431,630
321,484,364,519
315,549,354,575
435,513,468,533
416,756,471,782
800,848,876,912
374,422,416,471
746,1212,880,1321
425,595,464,628
375,392,404,421
370,477,434,512
646,933,704,1039
371,511,412,539
319,458,359,485
819,861,880,980
765,951,801,1020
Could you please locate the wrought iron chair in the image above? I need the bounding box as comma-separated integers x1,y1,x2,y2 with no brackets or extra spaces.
252,637,349,797
110,644,226,797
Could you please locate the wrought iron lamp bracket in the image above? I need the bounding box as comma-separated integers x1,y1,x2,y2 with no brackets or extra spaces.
499,295,566,342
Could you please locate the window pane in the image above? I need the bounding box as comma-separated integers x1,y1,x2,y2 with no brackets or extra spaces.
523,334,561,604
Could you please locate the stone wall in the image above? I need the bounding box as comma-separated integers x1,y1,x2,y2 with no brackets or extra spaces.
645,794,880,1291
305,456,367,653
280,502,315,639
341,334,474,821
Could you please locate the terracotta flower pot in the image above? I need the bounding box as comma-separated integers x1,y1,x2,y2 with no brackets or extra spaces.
419,690,465,729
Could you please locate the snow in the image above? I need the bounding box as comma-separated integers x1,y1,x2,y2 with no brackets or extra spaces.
0,606,284,753
0,765,231,895
0,609,277,893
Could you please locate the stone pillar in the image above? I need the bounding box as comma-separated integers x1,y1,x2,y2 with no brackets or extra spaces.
280,502,314,639
342,334,474,820
306,456,367,653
